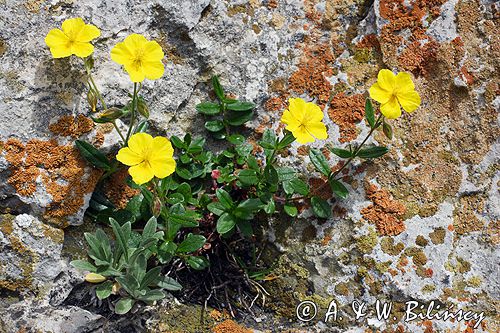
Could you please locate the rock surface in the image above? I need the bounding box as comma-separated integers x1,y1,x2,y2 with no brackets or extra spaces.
0,0,499,332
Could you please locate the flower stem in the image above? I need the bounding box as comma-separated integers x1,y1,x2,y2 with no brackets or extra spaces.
290,114,384,202
125,83,138,145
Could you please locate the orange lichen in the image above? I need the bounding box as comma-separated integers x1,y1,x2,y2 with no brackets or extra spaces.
378,0,446,75
212,320,251,333
328,93,365,142
3,138,102,224
49,114,94,138
288,42,336,109
308,177,331,200
103,168,139,209
361,183,406,236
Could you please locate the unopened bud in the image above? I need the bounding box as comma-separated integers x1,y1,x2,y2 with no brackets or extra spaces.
85,273,106,283
87,89,98,112
211,170,221,180
112,282,121,294
137,98,150,119
151,196,162,217
382,121,393,140
92,107,124,123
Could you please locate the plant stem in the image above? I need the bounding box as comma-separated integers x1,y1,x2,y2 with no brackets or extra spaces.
125,83,138,145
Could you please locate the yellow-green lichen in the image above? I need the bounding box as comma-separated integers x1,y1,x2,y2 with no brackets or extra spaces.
356,227,378,254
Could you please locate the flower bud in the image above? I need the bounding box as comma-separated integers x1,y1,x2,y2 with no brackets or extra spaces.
151,196,162,218
112,282,121,294
137,98,150,119
92,107,124,123
87,89,98,112
211,170,221,180
382,121,393,140
85,273,106,283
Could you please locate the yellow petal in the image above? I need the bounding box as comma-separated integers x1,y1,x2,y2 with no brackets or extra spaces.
128,133,153,156
150,157,176,179
143,61,165,80
116,147,143,166
125,63,145,82
123,34,148,50
395,72,415,92
71,42,94,58
369,82,392,104
281,109,300,129
151,136,174,156
49,45,72,58
293,126,315,144
143,41,164,62
288,98,307,123
61,18,85,39
45,28,69,47
77,24,100,42
380,97,401,119
306,122,328,140
397,90,421,113
129,161,155,185
377,69,396,92
305,102,324,122
111,42,133,65
85,273,106,283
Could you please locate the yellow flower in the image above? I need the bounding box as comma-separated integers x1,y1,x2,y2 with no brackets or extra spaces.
111,34,165,82
369,69,421,119
45,18,100,58
116,133,176,185
280,98,328,144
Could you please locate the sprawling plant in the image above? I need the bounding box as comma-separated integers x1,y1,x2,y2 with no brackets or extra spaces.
45,18,421,314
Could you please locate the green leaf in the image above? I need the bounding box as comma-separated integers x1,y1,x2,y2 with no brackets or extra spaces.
207,202,227,215
170,135,186,149
110,218,130,262
365,98,375,128
330,147,352,158
290,178,309,196
237,220,253,237
237,198,264,213
226,101,255,111
140,266,162,289
309,148,331,176
186,256,210,270
226,110,253,126
205,120,225,132
277,131,295,149
115,298,135,315
212,75,224,101
212,130,226,140
216,188,234,209
157,276,183,291
264,199,276,214
311,196,331,218
328,178,349,199
264,165,279,184
138,290,166,302
235,143,252,158
217,213,236,234
259,128,277,149
75,140,111,170
70,260,97,272
196,102,221,115
158,241,177,264
177,233,206,253
96,281,113,300
357,146,389,159
284,204,298,217
238,169,259,185
247,156,259,170
227,134,245,145
383,121,393,140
